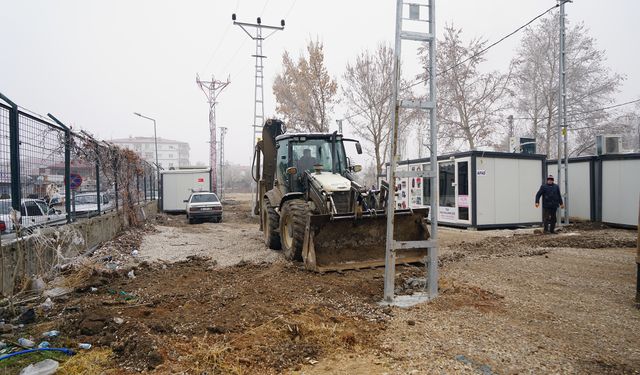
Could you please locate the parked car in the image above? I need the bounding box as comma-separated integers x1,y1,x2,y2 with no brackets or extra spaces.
0,199,66,234
73,192,114,216
184,192,222,224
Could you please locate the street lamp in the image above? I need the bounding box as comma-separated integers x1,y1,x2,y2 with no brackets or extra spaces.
133,112,160,200
133,112,160,183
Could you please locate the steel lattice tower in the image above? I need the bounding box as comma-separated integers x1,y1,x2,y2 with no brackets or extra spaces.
196,74,230,194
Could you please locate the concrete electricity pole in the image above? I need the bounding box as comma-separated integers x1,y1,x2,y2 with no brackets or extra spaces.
196,74,230,194
232,14,285,150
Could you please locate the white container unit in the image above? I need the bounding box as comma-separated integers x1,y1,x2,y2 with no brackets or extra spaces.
547,157,595,222
160,168,212,212
600,154,640,227
387,151,545,229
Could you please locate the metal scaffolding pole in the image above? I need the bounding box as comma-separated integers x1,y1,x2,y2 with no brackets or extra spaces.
196,75,230,194
384,0,438,305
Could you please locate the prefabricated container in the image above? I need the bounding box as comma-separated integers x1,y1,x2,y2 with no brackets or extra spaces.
386,151,545,229
599,154,640,227
160,168,212,212
547,153,640,228
547,156,596,222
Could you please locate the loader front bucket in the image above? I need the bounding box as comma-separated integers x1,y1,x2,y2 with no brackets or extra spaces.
302,208,430,272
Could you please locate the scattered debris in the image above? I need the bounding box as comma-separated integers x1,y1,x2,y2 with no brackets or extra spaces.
17,338,35,348
19,358,59,375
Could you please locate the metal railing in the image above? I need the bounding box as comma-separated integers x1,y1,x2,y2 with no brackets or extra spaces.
0,93,157,236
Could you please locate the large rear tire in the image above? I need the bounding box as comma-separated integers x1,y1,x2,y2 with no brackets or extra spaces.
263,200,281,250
279,199,310,261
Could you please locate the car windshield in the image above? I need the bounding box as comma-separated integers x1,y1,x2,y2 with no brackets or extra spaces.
191,194,218,203
75,195,98,204
291,138,347,173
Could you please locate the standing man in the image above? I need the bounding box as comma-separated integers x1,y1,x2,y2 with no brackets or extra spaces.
535,175,564,234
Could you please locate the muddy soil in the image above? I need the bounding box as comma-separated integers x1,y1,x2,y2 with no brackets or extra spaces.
10,193,638,374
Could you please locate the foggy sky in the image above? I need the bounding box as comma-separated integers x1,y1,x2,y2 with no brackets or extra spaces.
1,0,638,167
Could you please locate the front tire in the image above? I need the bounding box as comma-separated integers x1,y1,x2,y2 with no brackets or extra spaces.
279,199,310,261
263,200,281,250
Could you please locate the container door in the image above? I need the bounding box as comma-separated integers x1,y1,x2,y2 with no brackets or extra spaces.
438,161,456,221
455,159,471,223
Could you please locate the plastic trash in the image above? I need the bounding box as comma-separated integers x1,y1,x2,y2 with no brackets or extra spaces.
131,249,139,257
19,358,59,375
127,270,135,279
17,338,35,348
113,317,124,325
40,298,53,312
37,341,50,349
78,343,92,350
41,330,59,338
31,277,46,292
90,287,98,293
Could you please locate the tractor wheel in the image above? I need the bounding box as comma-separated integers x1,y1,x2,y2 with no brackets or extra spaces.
279,199,310,261
262,199,281,250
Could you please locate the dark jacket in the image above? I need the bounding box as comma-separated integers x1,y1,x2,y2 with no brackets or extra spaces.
535,183,563,209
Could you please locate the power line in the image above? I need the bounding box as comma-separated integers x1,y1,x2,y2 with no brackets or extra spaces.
511,98,640,122
343,2,566,122
202,0,242,73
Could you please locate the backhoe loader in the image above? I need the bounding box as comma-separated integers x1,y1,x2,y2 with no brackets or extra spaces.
253,119,430,272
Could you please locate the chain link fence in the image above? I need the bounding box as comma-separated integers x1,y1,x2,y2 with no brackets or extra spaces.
0,93,157,238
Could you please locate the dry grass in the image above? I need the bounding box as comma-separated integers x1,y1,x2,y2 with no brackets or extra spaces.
58,348,115,375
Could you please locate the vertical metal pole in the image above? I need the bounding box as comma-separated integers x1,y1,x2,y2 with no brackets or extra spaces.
561,1,569,225
64,130,71,222
153,119,160,184
556,0,565,226
427,0,439,299
383,0,404,303
95,157,101,214
7,100,21,212
46,113,72,222
114,153,119,210
144,169,147,201
210,99,218,193
136,172,140,204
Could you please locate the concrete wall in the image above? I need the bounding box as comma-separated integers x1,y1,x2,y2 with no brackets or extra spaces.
0,201,157,297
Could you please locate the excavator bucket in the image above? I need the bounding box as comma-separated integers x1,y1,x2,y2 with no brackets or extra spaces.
302,208,430,272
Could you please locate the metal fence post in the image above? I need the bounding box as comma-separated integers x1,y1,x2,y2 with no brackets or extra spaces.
114,152,119,210
136,170,140,204
144,168,148,201
0,94,22,212
95,155,101,215
47,113,72,223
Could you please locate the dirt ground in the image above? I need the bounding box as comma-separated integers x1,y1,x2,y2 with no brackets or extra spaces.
4,193,638,374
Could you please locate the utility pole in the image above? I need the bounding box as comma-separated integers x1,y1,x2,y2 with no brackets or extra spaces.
219,127,228,200
557,0,569,225
196,74,230,194
232,14,285,150
335,119,343,134
384,0,438,305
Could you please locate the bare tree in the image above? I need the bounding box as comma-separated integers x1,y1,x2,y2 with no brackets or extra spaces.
510,14,624,156
273,39,338,132
419,25,510,152
342,43,417,176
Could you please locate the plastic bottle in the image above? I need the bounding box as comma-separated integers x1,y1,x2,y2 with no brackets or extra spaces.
78,343,92,350
37,341,50,348
17,338,35,348
19,358,59,375
41,330,60,338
